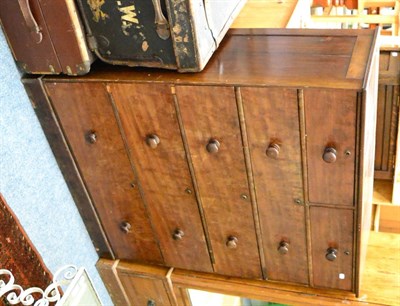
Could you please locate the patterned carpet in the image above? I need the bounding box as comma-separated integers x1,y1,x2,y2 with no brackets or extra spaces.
0,193,53,305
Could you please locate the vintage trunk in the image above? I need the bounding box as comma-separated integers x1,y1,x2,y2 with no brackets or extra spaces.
0,0,93,75
23,28,379,297
75,0,246,72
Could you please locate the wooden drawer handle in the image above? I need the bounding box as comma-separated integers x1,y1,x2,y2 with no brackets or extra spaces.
278,241,289,254
266,143,280,159
323,147,337,163
172,229,184,240
85,131,97,144
120,221,131,234
206,139,220,153
326,247,338,261
226,236,238,249
146,134,160,149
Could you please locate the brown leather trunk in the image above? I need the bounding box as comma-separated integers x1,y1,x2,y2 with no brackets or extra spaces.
0,0,93,75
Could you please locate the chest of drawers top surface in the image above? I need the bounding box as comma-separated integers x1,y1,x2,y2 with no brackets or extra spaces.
43,28,378,90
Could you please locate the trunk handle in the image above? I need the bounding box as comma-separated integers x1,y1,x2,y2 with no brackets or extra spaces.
17,0,43,44
151,0,170,40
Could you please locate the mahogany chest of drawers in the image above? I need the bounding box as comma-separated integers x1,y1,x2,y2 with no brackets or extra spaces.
23,28,379,297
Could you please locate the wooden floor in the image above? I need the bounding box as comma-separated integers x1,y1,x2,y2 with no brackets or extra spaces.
360,231,400,305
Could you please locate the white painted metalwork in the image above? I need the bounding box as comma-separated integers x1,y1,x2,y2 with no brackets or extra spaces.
0,265,102,306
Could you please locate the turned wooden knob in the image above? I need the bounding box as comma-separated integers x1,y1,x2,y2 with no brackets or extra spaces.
86,131,97,144
226,236,238,249
266,143,280,159
323,147,337,163
206,139,220,153
146,134,160,149
120,221,131,234
326,247,338,261
278,241,289,255
172,229,184,240
147,300,156,306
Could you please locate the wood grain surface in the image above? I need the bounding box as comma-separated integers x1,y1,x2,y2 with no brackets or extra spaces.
310,207,354,291
374,84,399,179
356,48,379,295
96,260,131,306
45,82,163,263
374,84,388,171
305,88,357,206
38,0,90,74
118,271,173,306
33,29,380,296
99,231,400,306
231,0,298,28
109,83,212,272
22,78,113,258
0,0,62,74
44,29,377,90
241,87,308,284
361,231,400,305
172,232,398,304
116,261,177,306
393,114,400,205
379,49,400,85
176,85,262,279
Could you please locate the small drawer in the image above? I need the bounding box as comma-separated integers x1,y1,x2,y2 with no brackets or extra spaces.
241,87,308,284
98,260,176,306
45,82,163,263
176,85,262,279
304,88,357,206
109,83,213,273
310,206,353,291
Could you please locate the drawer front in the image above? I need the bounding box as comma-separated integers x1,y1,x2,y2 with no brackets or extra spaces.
109,83,213,272
176,85,262,279
118,272,173,306
45,82,162,263
310,207,353,291
241,87,308,284
304,89,357,206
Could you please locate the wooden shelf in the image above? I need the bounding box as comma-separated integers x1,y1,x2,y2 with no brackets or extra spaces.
372,179,400,233
373,179,395,206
